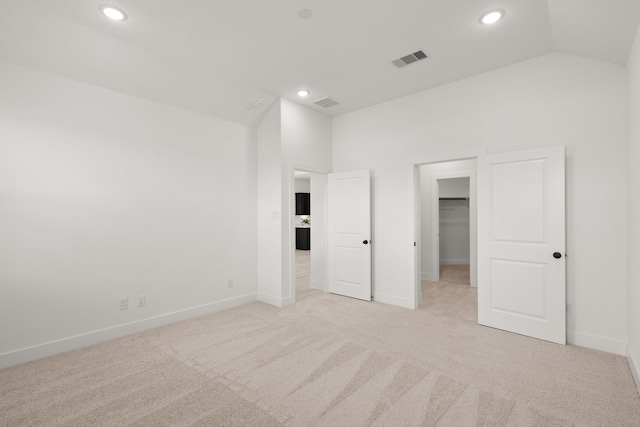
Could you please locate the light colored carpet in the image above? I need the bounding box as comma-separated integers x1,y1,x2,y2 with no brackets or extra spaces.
2,271,640,426
439,264,471,285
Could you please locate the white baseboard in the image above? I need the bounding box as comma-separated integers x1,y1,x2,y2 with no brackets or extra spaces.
628,345,640,393
0,293,257,370
374,292,413,309
567,330,627,355
421,272,436,281
281,296,295,307
257,292,286,308
310,280,325,291
440,259,470,265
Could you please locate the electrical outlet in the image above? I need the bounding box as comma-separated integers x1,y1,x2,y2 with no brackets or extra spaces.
566,303,572,315
119,297,128,311
137,295,145,307
227,278,234,288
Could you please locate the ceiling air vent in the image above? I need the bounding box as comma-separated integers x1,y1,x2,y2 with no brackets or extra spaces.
392,50,428,68
313,97,340,108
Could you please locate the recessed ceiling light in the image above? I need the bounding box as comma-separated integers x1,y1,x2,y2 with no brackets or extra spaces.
480,9,504,25
297,89,310,97
99,4,128,21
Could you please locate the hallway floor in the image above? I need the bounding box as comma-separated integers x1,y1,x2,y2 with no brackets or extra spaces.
421,264,477,322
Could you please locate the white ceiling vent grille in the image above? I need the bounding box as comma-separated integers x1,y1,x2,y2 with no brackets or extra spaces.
392,50,428,68
313,97,340,108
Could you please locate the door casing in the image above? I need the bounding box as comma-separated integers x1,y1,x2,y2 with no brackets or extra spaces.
430,172,477,287
288,163,330,305
409,149,486,309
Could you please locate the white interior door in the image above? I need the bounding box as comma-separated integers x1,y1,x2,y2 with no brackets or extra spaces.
328,170,372,301
478,146,566,344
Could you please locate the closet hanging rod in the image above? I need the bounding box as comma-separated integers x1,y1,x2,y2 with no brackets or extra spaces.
439,197,469,200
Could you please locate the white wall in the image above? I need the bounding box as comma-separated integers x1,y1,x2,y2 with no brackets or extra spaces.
281,99,333,171
281,99,333,305
294,178,311,193
257,99,332,306
257,100,283,306
439,203,469,266
627,22,640,387
0,61,258,368
420,161,475,280
439,187,470,266
334,53,629,354
439,177,470,198
310,173,328,290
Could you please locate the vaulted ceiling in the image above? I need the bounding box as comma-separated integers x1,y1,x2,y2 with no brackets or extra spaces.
1,0,639,126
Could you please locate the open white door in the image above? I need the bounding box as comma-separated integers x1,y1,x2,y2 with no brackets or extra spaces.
478,146,566,344
328,170,372,301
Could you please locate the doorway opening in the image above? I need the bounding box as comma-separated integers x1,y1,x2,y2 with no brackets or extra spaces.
410,152,482,310
293,170,313,301
420,169,476,320
288,167,371,305
290,168,328,303
437,177,471,285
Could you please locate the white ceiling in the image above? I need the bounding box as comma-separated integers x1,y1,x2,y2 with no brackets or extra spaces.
1,0,639,126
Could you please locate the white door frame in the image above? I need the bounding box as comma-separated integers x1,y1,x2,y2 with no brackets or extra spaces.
287,163,330,305
409,149,486,309
431,172,477,286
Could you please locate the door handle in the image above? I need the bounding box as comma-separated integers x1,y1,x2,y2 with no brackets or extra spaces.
363,240,369,245
553,252,562,259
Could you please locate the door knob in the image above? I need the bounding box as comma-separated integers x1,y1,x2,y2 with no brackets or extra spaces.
363,240,369,245
553,252,562,259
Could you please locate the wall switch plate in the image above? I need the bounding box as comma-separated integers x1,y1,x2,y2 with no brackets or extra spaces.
227,278,234,288
119,298,128,311
137,295,145,307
